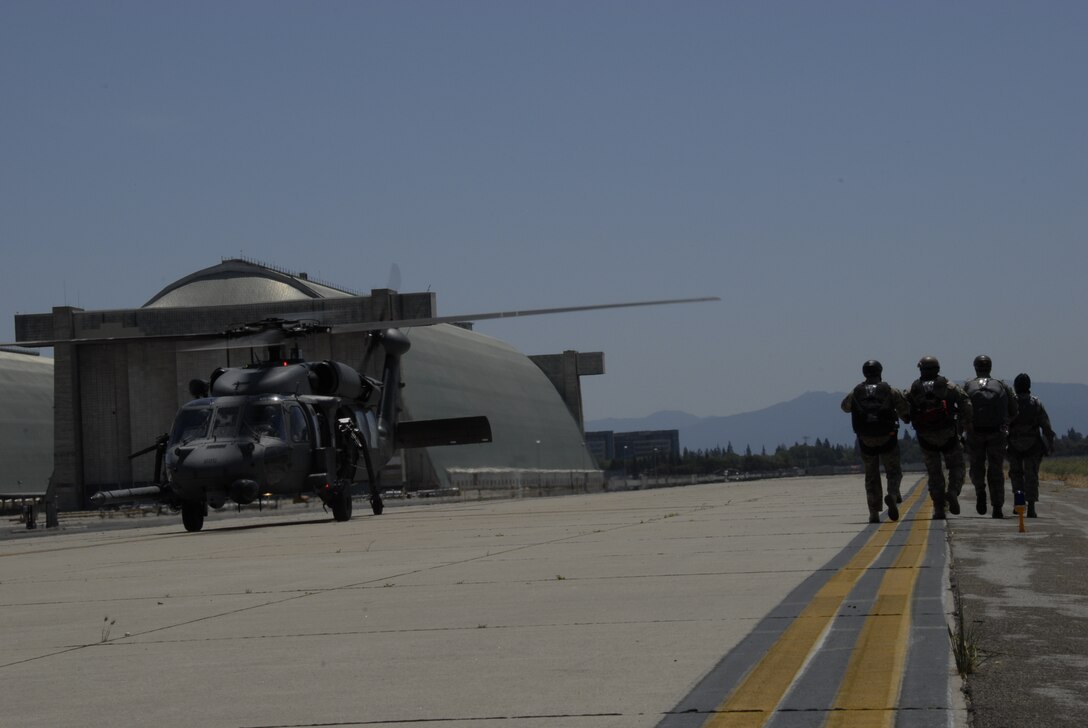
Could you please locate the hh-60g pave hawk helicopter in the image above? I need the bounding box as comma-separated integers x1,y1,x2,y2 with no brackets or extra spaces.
101,321,489,531
9,296,717,531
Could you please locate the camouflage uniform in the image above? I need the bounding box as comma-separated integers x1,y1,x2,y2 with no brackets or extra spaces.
964,357,1018,517
1006,374,1056,514
906,362,972,518
841,374,910,522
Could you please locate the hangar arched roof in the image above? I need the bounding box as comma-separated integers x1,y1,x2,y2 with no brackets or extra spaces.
143,258,355,308
0,351,54,495
401,324,596,475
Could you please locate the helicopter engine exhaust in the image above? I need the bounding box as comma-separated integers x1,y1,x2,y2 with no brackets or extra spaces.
308,360,374,399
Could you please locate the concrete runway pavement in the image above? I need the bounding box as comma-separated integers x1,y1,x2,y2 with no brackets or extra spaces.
2,476,964,728
948,480,1088,728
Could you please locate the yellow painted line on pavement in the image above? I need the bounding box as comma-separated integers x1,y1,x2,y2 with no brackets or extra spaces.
703,480,929,728
826,493,933,728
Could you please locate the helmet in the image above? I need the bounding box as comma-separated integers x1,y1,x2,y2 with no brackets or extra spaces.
1014,373,1031,394
973,354,993,375
862,359,883,379
917,355,940,377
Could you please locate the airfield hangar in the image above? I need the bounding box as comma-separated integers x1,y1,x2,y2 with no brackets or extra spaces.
0,349,54,509
13,259,603,510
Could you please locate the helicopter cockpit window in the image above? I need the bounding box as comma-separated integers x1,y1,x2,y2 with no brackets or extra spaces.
211,406,240,438
243,403,285,440
171,407,212,444
287,405,309,444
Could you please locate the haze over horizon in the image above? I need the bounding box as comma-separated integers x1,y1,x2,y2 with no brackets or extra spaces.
3,2,1085,421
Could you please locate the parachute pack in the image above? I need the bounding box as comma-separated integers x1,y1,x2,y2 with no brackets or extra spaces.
1007,394,1042,453
851,382,898,437
966,377,1007,433
910,377,954,431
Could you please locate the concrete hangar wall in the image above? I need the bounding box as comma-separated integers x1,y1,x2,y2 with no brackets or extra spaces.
13,259,602,510
0,350,54,499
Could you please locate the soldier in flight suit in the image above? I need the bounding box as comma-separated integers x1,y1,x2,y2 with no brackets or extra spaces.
964,355,1018,518
1006,373,1056,518
841,360,911,523
905,356,973,520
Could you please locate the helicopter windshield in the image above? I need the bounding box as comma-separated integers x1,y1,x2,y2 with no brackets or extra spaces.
171,407,212,444
210,405,240,438
242,402,286,440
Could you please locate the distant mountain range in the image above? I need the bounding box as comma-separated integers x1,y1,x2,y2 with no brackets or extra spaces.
586,383,1088,453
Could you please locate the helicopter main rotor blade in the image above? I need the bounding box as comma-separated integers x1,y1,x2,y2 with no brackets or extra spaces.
1,296,720,348
182,329,293,352
0,330,226,349
333,296,721,334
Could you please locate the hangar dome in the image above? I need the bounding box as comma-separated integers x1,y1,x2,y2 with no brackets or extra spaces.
399,323,597,482
144,258,356,308
0,350,54,496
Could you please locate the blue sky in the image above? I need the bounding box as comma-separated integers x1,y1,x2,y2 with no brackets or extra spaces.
2,1,1085,419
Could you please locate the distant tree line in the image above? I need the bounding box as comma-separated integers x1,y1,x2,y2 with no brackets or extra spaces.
605,439,856,476
602,428,1088,476
1053,428,1088,456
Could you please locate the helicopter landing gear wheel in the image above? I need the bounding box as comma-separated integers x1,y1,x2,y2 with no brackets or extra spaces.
331,485,353,522
181,501,205,532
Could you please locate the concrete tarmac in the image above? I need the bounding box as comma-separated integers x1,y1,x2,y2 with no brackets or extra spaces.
949,480,1088,728
2,476,969,727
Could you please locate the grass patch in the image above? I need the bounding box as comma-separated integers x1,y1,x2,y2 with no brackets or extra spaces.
948,621,990,677
1039,456,1088,488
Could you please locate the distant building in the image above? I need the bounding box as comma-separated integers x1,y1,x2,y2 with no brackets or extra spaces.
586,429,680,466
13,259,607,509
584,430,613,464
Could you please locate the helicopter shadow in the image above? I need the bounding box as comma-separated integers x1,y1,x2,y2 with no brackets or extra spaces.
198,516,339,534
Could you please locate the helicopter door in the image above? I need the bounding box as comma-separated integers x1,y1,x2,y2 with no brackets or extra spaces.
305,404,337,478
285,403,312,482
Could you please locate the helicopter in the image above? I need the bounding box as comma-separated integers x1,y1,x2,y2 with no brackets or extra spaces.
90,319,495,531
9,296,718,531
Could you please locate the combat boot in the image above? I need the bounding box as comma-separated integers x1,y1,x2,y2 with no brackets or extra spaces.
868,511,880,524
947,492,960,516
884,494,899,522
1027,502,1037,518
975,491,987,515
932,509,946,520
992,507,1004,519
